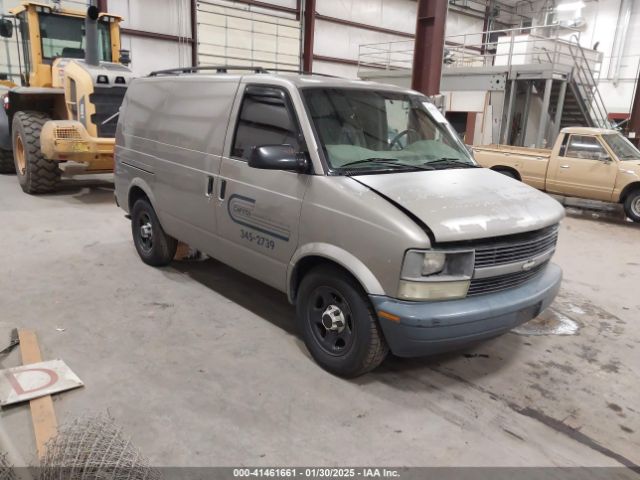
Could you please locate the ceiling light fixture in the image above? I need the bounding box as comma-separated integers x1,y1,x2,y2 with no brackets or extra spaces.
556,1,586,11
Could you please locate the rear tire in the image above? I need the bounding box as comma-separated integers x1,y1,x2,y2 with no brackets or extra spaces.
296,265,388,377
131,197,178,266
495,168,518,180
623,190,640,223
0,149,14,174
12,111,61,193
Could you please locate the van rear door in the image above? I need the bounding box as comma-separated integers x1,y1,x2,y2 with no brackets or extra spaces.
214,84,309,291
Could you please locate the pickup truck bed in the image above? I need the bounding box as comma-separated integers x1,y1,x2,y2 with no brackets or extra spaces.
472,144,551,190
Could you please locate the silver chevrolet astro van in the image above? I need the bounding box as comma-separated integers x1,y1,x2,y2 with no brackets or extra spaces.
114,67,564,377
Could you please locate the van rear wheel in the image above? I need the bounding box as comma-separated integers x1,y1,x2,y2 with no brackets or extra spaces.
131,198,178,266
296,265,388,377
0,149,14,174
624,190,640,223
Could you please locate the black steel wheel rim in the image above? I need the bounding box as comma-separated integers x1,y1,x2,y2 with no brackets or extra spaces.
307,285,355,356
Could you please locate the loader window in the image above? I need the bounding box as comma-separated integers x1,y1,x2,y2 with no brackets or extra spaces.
38,13,111,63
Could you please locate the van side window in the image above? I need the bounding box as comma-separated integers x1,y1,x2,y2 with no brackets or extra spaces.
232,89,300,161
565,135,609,161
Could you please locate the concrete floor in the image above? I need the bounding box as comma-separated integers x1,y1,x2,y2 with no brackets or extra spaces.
0,173,639,468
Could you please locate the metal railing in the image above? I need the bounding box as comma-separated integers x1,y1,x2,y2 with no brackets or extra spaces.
567,35,611,129
358,25,602,75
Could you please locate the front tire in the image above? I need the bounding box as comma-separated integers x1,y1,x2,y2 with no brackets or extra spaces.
0,149,14,174
12,111,61,193
296,265,388,377
624,190,640,223
131,198,178,266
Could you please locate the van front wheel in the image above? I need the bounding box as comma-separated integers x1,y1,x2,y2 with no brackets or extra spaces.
131,198,178,266
296,265,388,377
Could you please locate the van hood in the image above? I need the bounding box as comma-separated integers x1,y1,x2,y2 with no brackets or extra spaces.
353,168,565,243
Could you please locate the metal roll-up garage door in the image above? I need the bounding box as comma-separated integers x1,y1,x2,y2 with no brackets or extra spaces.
196,0,301,70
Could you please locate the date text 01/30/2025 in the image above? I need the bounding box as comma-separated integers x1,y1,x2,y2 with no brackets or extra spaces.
233,468,400,478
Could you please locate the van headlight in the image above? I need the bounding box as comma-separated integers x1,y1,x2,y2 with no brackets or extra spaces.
398,249,475,301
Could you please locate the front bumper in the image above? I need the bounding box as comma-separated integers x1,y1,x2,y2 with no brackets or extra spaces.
370,263,562,357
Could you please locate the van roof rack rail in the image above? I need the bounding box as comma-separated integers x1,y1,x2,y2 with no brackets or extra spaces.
148,65,339,78
149,65,268,76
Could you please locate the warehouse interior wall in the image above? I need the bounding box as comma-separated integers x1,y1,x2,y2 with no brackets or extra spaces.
109,0,193,76
310,0,487,79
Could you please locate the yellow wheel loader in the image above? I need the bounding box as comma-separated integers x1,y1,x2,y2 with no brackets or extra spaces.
0,1,133,193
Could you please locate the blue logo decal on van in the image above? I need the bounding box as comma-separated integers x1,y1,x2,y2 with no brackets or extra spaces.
227,194,290,241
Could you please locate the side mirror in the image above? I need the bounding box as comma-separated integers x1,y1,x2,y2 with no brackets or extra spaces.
0,19,13,38
249,145,309,173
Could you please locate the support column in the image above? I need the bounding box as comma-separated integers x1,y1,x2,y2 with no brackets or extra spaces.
302,0,316,72
411,0,447,96
96,0,107,12
629,65,640,144
536,79,553,148
519,81,532,146
465,112,476,144
501,79,517,145
552,80,568,142
191,0,198,67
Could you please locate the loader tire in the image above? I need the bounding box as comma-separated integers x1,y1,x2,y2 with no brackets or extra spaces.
0,149,14,174
12,111,60,194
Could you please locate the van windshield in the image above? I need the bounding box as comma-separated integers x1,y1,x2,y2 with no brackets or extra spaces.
603,133,640,161
301,87,476,173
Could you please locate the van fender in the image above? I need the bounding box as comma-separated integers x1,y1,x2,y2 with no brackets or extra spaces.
127,177,158,213
287,243,385,302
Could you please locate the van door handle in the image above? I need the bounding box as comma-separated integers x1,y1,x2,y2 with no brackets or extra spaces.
205,176,214,197
219,179,227,200
560,165,570,169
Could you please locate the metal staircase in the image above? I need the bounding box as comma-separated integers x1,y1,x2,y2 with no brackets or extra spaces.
566,37,612,129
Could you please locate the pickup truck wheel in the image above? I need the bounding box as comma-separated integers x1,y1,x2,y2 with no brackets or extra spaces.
0,149,14,174
495,168,518,180
12,111,61,193
296,265,389,377
131,198,178,266
624,190,640,222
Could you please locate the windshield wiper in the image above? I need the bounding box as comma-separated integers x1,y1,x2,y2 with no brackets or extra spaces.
340,157,401,167
425,158,478,168
340,157,434,172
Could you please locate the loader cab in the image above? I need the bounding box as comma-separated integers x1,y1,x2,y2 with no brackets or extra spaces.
4,2,123,87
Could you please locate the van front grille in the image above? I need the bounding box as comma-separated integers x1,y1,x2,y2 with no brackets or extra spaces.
473,225,559,268
468,262,547,296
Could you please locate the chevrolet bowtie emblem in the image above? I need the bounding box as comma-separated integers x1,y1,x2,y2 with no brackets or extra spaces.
522,259,537,271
